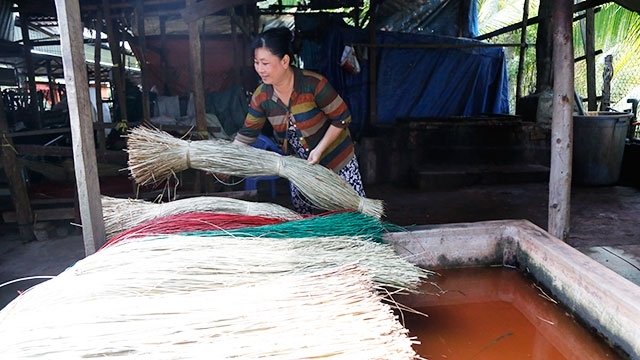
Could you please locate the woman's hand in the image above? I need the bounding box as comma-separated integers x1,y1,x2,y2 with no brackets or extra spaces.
307,147,323,165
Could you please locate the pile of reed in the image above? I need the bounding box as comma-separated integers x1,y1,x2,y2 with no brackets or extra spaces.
74,234,432,293
102,212,286,248
184,211,402,243
0,265,421,359
102,195,302,239
125,127,384,218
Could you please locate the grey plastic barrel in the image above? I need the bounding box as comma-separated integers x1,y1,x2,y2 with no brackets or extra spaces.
573,112,633,185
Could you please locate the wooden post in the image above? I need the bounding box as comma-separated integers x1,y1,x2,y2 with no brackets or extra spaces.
101,0,128,124
230,8,241,87
19,12,41,128
159,16,171,95
536,0,554,92
46,60,57,107
353,4,360,28
54,0,106,255
600,54,613,111
516,0,530,100
585,8,596,111
548,0,574,241
186,0,208,194
136,0,151,123
187,0,208,134
368,1,378,125
0,98,34,241
241,5,248,76
94,12,106,152
457,0,471,37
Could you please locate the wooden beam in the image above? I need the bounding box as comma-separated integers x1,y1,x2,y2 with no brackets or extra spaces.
475,0,607,41
0,94,34,241
3,208,76,223
13,144,127,163
229,9,253,38
181,0,255,23
54,0,106,255
574,49,603,62
32,38,95,46
548,0,574,241
82,0,183,11
352,42,521,49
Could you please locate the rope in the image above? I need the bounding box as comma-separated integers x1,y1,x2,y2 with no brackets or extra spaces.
276,158,285,176
185,140,191,168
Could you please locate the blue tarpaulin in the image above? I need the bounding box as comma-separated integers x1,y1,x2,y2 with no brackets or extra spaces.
375,31,509,124
297,17,510,135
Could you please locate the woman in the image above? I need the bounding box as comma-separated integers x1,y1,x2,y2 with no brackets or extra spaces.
233,26,365,214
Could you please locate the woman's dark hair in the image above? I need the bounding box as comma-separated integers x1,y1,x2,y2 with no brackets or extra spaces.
251,26,295,61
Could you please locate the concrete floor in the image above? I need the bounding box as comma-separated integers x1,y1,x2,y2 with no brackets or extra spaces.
1,181,639,310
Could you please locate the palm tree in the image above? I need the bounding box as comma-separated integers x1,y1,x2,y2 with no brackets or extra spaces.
574,3,640,111
477,0,640,113
477,0,540,112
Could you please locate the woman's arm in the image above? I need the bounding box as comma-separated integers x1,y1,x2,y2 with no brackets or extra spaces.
307,124,343,164
309,76,351,164
234,87,268,146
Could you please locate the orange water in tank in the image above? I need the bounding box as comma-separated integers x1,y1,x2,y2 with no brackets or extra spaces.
397,267,624,360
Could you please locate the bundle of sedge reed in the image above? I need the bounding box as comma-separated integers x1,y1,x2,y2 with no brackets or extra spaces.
102,195,302,239
66,235,432,295
126,126,384,218
0,266,421,359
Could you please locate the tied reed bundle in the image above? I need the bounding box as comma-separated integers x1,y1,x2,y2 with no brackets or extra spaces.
126,127,385,218
102,195,302,239
0,266,422,359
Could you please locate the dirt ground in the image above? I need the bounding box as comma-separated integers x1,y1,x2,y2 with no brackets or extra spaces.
1,181,639,309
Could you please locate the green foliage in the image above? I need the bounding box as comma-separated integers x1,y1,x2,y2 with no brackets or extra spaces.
478,0,539,113
575,4,640,110
478,0,640,113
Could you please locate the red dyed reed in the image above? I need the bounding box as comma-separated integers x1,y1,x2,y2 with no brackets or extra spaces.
101,212,285,249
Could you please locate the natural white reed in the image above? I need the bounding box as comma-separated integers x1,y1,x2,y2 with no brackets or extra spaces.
38,235,431,300
126,127,384,218
0,266,422,359
101,195,302,239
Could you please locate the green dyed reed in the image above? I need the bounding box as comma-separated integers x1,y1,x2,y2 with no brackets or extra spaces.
180,211,405,243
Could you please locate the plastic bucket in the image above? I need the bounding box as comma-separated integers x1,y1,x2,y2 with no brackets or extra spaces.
573,111,632,185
